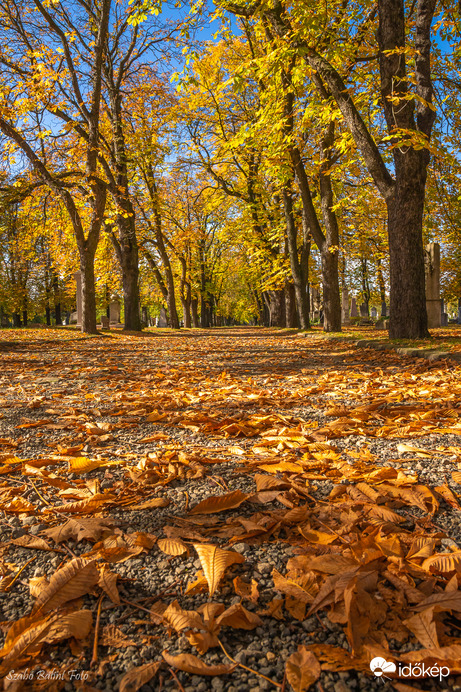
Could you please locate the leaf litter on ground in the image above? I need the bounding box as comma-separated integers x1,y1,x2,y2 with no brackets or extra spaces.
0,327,461,690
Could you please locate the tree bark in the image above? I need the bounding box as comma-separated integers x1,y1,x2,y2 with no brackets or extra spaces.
284,281,299,328
282,187,310,328
268,290,286,327
191,298,199,327
387,160,428,337
81,250,98,335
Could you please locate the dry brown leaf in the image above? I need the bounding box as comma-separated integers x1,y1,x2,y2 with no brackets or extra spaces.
193,544,244,597
31,557,99,614
233,576,259,603
40,517,115,545
286,646,321,691
162,600,204,632
119,661,161,692
98,566,120,605
215,603,262,630
10,535,53,551
422,551,461,574
157,538,188,556
162,650,235,675
403,609,439,648
186,631,220,654
125,497,169,510
100,624,136,647
189,490,249,515
48,493,115,514
28,575,50,598
272,569,316,603
67,456,105,474
0,610,92,668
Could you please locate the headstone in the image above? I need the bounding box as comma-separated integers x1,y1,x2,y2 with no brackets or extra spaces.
309,286,321,321
458,298,461,324
371,307,377,320
441,313,448,327
425,242,441,328
341,288,350,325
70,311,78,324
142,306,148,326
350,298,358,318
73,271,82,327
157,307,168,327
100,316,109,329
359,302,368,317
381,301,387,317
109,295,121,324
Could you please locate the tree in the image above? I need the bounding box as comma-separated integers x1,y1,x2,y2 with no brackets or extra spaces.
220,0,441,337
0,0,112,333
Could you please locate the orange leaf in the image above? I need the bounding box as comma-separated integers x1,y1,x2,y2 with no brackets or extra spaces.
189,490,249,515
193,544,244,597
286,646,321,691
162,650,235,676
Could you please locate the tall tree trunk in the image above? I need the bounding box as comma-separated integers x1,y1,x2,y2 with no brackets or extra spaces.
387,160,428,337
283,187,310,328
268,290,286,327
319,123,341,332
191,298,199,327
81,250,98,335
179,257,191,328
300,214,311,330
118,216,141,331
284,282,298,328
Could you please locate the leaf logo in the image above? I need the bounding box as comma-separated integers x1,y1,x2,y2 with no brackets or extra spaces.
369,657,396,678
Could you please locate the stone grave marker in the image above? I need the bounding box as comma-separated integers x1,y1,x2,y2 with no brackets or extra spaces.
425,242,441,328
341,288,350,325
109,295,121,325
157,307,168,327
350,298,358,317
73,271,82,327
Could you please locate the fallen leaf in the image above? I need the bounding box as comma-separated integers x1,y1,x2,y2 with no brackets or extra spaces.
162,650,235,675
119,661,161,692
193,544,244,597
286,645,321,691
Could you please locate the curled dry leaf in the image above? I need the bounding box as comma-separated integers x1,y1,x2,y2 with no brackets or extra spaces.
286,646,321,691
215,603,262,630
40,517,115,544
31,557,99,614
162,650,235,676
233,576,259,603
47,493,115,514
422,551,461,574
162,600,204,632
119,661,161,692
186,631,220,654
0,610,92,669
98,566,120,605
193,544,244,597
188,489,249,515
125,497,169,510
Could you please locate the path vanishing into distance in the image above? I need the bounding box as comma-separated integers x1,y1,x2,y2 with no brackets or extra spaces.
0,327,461,692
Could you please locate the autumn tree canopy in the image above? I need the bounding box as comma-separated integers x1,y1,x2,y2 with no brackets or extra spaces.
0,0,459,337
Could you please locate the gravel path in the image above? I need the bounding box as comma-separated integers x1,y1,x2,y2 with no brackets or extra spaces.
0,327,461,692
